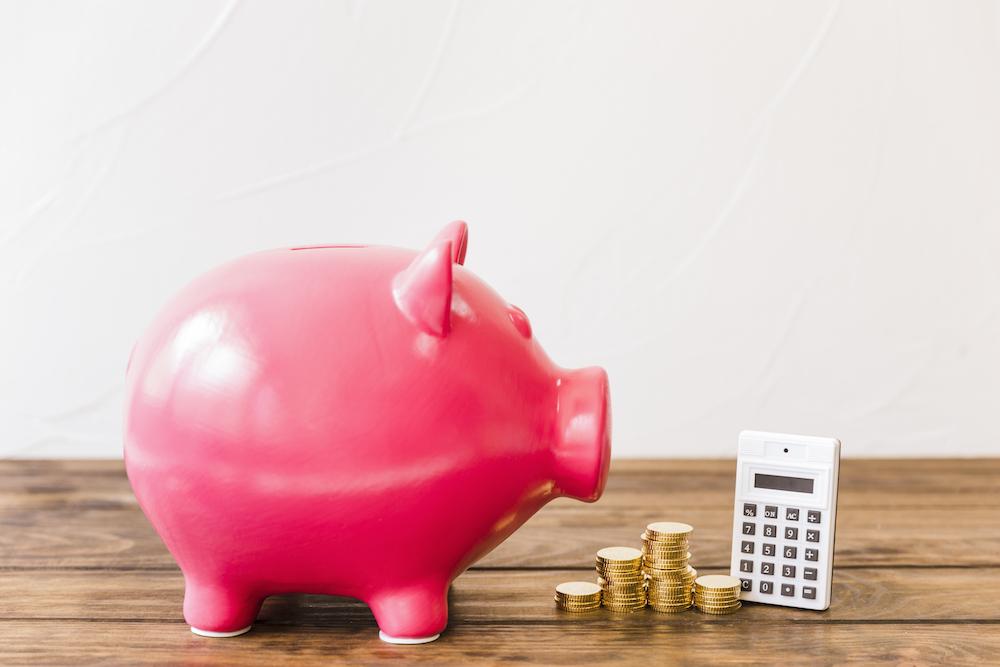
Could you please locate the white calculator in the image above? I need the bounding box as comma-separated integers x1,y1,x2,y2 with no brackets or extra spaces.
729,430,841,610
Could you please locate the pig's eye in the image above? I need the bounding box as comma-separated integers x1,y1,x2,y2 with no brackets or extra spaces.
508,305,532,338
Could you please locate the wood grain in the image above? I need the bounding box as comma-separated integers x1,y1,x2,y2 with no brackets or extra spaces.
1,459,997,665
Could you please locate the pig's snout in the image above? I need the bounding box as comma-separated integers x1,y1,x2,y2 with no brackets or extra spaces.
552,367,611,502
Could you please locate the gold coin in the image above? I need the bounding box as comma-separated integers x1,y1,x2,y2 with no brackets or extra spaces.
596,546,642,562
557,605,602,613
555,581,601,597
556,601,602,610
641,534,689,544
641,536,689,546
694,593,740,604
695,575,741,590
645,521,693,537
648,593,691,601
650,605,690,613
602,591,647,600
556,598,602,607
645,567,696,580
643,552,691,560
554,596,602,604
696,602,742,614
694,593,739,601
594,562,642,577
694,597,740,605
603,605,646,612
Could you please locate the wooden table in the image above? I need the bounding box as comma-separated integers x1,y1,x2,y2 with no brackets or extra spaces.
2,459,998,665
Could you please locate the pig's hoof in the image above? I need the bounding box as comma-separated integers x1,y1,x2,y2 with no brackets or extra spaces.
378,631,440,644
190,625,252,638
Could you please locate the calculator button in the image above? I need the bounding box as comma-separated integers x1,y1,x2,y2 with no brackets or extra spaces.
762,543,776,557
807,510,822,523
782,564,796,578
804,567,818,581
740,559,753,573
784,527,798,540
763,524,777,538
781,584,795,597
785,508,799,521
742,522,756,536
740,578,752,592
764,505,778,519
805,548,819,561
803,586,817,600
783,546,797,559
760,562,775,575
760,581,773,594
806,529,820,542
741,541,755,554
743,503,757,517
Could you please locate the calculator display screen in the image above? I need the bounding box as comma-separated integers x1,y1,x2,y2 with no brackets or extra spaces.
754,473,814,494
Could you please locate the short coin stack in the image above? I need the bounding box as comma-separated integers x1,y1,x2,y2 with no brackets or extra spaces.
642,522,696,612
596,546,646,612
693,574,742,614
553,581,602,613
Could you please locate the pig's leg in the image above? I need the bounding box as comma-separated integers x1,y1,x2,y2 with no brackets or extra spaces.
368,580,449,644
183,577,261,637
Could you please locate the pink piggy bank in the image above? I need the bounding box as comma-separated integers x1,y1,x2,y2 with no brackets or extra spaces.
123,222,611,643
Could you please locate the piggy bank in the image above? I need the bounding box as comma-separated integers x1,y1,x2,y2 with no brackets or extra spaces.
123,222,611,643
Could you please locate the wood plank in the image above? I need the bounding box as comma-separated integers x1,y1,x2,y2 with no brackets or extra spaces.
1,568,996,623
3,504,999,570
0,621,996,666
3,459,1000,569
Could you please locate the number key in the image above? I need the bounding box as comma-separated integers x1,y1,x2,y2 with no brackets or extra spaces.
741,541,754,554
784,527,798,540
764,505,778,519
760,581,773,594
782,564,796,578
740,559,753,573
761,562,775,575
743,522,756,535
783,546,797,559
807,510,822,523
806,529,820,543
762,543,776,557
743,503,757,517
763,524,777,538
786,507,799,521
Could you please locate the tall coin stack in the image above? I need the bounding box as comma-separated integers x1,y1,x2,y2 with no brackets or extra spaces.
693,575,742,614
553,581,602,613
595,546,646,612
642,521,696,612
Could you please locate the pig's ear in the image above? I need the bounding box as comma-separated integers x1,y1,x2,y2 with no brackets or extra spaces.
392,240,454,337
431,220,468,265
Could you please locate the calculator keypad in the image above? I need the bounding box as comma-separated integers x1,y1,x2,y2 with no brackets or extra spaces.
733,501,827,607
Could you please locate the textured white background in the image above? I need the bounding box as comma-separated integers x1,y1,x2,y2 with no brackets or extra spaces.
3,1,1000,458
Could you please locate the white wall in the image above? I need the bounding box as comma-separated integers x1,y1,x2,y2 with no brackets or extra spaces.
3,1,1000,458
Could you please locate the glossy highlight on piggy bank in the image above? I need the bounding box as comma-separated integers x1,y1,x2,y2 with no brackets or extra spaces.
123,222,611,643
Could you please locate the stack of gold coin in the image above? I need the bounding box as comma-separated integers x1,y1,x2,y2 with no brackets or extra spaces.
693,574,742,614
596,546,646,612
554,581,602,612
642,522,695,612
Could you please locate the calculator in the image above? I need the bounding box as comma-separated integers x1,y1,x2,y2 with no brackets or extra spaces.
729,430,841,610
